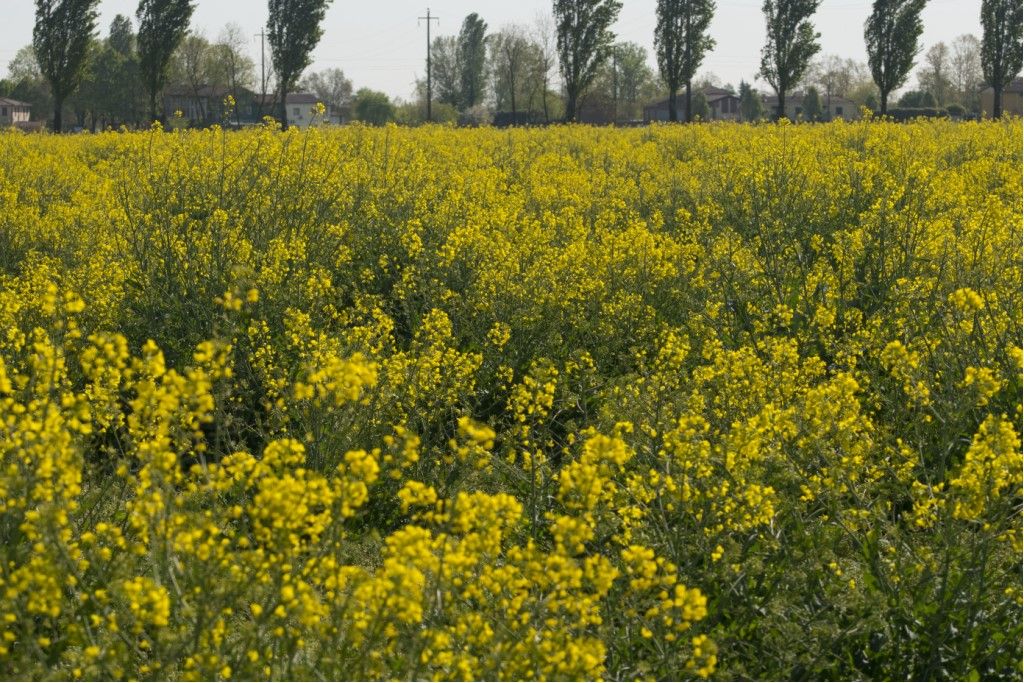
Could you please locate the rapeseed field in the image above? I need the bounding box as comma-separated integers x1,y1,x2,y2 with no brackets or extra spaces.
0,117,1020,681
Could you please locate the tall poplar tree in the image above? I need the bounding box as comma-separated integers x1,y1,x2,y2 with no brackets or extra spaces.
107,15,143,126
267,0,333,129
458,13,488,110
655,0,716,122
32,0,100,132
137,0,195,123
553,0,622,122
980,0,1023,117
758,0,822,120
864,0,927,115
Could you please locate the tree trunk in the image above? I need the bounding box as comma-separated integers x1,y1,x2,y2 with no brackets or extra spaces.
880,90,888,116
994,85,1003,118
510,76,517,122
668,89,678,122
565,91,576,123
53,95,63,133
280,86,289,130
685,81,693,123
777,91,786,121
542,77,550,123
149,90,158,125
194,87,206,124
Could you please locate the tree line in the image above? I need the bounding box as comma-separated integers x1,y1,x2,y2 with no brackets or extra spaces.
12,0,338,131
5,0,1022,132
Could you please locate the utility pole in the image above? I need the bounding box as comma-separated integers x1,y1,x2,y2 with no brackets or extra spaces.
255,29,267,115
418,8,439,122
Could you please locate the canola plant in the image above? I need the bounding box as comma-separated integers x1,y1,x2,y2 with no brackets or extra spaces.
0,117,1021,681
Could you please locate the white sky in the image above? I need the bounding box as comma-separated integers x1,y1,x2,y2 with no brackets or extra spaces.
1,0,982,99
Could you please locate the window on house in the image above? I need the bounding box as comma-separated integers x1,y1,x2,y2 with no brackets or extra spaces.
796,107,803,116
835,106,843,116
293,107,301,116
1,107,6,117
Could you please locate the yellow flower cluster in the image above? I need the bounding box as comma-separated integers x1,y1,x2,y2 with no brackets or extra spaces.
0,117,1019,680
120,576,171,632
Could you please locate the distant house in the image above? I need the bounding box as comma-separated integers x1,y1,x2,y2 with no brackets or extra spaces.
643,86,741,122
0,97,32,126
282,93,329,128
817,95,859,121
256,92,349,128
980,76,1023,117
163,86,346,128
762,91,859,122
163,85,259,126
704,87,741,121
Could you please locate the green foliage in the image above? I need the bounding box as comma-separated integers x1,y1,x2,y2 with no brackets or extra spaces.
572,41,655,123
429,36,461,109
739,79,764,121
6,46,44,85
489,28,527,115
691,90,709,120
55,13,146,127
980,0,1024,117
100,15,145,127
864,0,927,115
32,0,101,132
946,102,966,117
395,99,457,126
353,88,395,125
108,14,135,56
609,42,657,120
655,0,716,122
267,0,332,129
801,86,822,120
758,0,822,120
897,89,936,107
458,13,488,110
553,0,622,121
3,46,53,122
137,0,196,122
844,80,882,109
72,37,123,127
610,42,653,105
